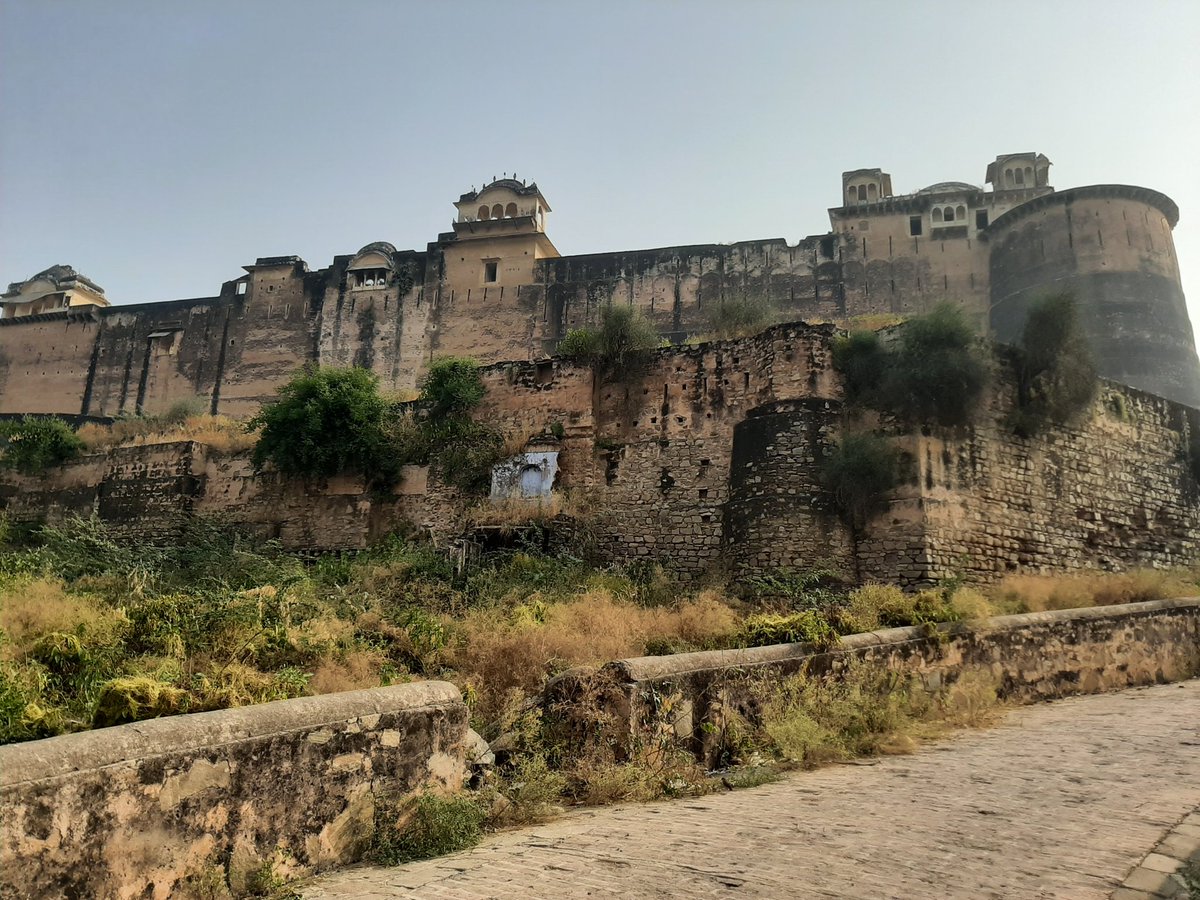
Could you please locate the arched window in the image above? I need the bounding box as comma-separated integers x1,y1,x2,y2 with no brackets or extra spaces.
505,202,518,217
1005,169,1015,187
1015,168,1025,185
848,187,857,203
867,183,877,199
478,205,490,220
492,203,504,219
955,205,966,220
932,208,944,223
857,185,867,201
1024,166,1033,185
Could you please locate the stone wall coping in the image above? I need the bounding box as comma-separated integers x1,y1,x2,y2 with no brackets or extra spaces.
0,680,461,789
605,597,1200,683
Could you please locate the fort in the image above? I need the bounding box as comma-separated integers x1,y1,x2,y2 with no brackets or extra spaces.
2,152,1198,419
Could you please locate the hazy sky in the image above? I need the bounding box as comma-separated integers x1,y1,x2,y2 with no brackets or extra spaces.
2,1,1198,348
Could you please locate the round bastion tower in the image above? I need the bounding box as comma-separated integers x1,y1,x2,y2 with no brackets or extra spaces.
985,185,1200,408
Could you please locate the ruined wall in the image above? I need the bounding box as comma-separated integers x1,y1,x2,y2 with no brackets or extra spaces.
564,598,1200,766
576,324,842,573
0,682,468,900
987,185,1200,408
2,326,1197,584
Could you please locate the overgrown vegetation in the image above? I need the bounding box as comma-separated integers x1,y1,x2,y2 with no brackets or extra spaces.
388,357,507,494
248,366,397,482
1009,292,1098,437
832,303,990,427
0,416,85,474
820,432,901,530
555,305,660,372
371,792,486,864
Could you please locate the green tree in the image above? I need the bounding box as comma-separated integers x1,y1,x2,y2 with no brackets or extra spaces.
0,416,85,475
248,366,396,481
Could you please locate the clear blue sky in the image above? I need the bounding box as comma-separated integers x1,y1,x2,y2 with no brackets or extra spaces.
2,0,1198,349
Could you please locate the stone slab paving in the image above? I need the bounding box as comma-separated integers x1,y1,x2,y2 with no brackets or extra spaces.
303,681,1200,899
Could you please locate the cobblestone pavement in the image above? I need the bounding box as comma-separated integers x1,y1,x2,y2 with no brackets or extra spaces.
303,681,1200,899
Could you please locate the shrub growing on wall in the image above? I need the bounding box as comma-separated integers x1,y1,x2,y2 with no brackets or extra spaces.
831,305,989,427
831,330,887,405
0,416,85,475
820,431,900,530
1009,292,1098,437
880,304,989,427
248,366,397,482
554,305,659,372
421,357,486,418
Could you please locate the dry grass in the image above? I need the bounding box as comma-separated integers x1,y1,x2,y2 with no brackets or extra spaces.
761,663,1001,768
448,590,738,721
0,578,121,661
989,568,1200,614
77,415,256,454
467,495,564,529
308,649,390,695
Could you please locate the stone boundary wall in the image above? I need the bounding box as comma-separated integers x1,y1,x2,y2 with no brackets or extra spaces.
551,598,1200,766
0,682,469,900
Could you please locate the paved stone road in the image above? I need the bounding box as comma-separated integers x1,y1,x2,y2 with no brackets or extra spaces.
303,681,1200,899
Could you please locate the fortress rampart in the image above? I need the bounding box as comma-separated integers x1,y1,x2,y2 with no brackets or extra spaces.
2,154,1198,418
4,324,1197,583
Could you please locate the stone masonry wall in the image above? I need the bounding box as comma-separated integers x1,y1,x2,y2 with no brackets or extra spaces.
557,598,1200,766
0,682,468,900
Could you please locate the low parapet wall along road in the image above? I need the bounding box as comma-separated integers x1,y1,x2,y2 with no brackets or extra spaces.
0,681,469,900
548,598,1200,767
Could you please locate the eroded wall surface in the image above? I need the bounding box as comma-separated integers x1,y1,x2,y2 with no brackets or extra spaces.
0,682,468,900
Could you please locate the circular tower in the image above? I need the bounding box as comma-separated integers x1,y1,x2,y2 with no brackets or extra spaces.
986,185,1200,408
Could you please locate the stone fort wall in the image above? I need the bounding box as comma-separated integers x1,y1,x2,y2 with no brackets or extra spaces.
4,325,1196,584
2,175,1197,419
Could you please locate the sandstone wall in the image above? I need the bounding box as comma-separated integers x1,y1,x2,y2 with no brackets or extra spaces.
557,598,1200,766
0,681,469,900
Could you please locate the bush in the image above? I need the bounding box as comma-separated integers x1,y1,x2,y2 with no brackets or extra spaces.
0,416,84,474
737,611,839,648
881,304,990,426
555,328,601,361
821,432,900,530
1010,292,1098,437
421,357,486,418
831,330,886,404
371,792,485,864
555,305,659,372
248,366,397,482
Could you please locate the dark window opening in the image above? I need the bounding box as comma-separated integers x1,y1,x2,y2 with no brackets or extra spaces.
484,261,498,283
976,209,989,229
909,216,922,236
535,360,553,385
819,236,835,258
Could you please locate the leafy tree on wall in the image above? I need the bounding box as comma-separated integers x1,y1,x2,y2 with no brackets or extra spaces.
247,366,398,483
